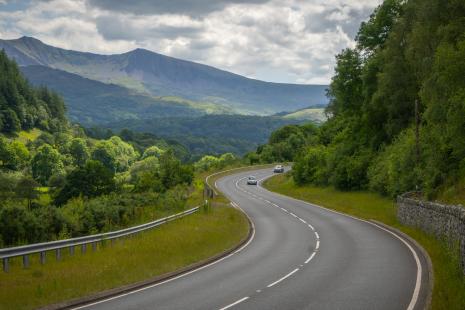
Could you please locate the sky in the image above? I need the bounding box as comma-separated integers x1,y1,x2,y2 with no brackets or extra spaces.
0,0,381,84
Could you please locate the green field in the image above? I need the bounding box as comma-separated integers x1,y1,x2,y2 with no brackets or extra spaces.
264,173,465,310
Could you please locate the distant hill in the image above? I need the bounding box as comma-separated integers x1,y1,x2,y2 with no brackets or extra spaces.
281,107,327,123
0,36,328,117
107,114,305,157
20,65,209,125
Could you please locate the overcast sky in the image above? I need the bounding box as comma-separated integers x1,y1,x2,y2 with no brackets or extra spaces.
0,0,381,84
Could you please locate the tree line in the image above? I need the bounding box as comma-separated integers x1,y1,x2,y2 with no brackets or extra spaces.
0,52,220,247
247,0,465,202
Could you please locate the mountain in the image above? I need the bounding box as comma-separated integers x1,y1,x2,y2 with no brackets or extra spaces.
0,36,328,117
19,65,210,124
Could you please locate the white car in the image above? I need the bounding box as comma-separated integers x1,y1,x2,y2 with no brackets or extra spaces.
247,176,258,185
273,165,284,173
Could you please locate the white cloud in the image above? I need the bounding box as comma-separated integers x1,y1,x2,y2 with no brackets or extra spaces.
0,0,382,84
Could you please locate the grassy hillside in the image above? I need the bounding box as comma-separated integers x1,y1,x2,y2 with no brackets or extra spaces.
282,107,327,123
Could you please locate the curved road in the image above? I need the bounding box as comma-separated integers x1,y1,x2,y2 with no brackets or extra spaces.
77,167,429,310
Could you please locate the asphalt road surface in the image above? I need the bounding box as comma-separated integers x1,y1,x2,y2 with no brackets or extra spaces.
76,167,429,310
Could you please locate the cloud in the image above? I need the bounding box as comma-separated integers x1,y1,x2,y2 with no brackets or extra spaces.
0,0,381,84
87,0,271,16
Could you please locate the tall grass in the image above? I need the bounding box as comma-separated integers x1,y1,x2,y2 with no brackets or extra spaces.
0,205,248,310
264,173,465,310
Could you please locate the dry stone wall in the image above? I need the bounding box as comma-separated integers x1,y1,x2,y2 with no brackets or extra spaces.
397,193,465,274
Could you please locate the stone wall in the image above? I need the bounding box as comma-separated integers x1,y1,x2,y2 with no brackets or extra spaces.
397,192,465,274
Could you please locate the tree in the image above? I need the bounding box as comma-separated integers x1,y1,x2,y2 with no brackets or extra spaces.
92,141,116,172
69,138,89,167
142,145,165,159
129,156,159,184
1,109,21,133
356,0,404,54
195,155,219,171
54,160,115,205
159,151,193,191
15,177,40,209
9,141,30,170
31,144,64,185
326,49,364,117
0,137,15,170
92,136,138,172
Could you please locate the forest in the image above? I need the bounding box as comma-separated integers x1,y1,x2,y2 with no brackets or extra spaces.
0,50,239,247
248,0,465,204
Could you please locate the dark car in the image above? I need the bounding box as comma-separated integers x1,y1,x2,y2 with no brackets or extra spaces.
247,176,258,185
273,165,284,173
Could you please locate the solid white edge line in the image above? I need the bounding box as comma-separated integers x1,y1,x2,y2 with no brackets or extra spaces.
299,218,306,224
72,199,256,310
219,296,249,310
256,173,423,310
305,252,316,264
267,268,300,288
369,223,422,310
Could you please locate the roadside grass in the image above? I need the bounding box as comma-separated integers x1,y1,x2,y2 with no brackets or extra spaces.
264,173,465,310
0,171,250,310
0,205,248,310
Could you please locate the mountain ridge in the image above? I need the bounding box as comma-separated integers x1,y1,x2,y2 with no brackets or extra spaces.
0,36,328,117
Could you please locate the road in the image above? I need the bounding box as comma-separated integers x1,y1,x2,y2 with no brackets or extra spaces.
76,167,429,310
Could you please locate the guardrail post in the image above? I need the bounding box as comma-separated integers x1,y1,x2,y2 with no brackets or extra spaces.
3,258,9,272
40,251,46,265
92,242,97,251
81,244,86,254
23,255,29,268
56,249,61,261
69,246,75,256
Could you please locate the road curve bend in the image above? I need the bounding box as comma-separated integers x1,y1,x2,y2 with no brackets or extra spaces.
76,167,430,310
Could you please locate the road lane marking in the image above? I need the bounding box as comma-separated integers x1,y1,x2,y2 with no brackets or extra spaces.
72,200,256,310
305,252,316,264
315,241,320,250
315,232,319,239
370,223,422,310
299,218,307,224
219,297,249,310
290,212,297,218
308,224,315,231
256,173,424,310
267,268,300,288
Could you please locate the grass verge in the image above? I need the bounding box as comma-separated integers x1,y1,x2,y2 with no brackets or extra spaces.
264,173,465,310
0,205,248,310
0,171,249,310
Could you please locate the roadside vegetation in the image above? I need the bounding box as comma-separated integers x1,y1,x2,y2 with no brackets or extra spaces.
247,0,465,205
0,50,245,248
249,1,465,308
264,173,465,310
0,202,248,310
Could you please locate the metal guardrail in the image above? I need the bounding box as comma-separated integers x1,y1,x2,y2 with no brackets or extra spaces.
0,206,199,272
